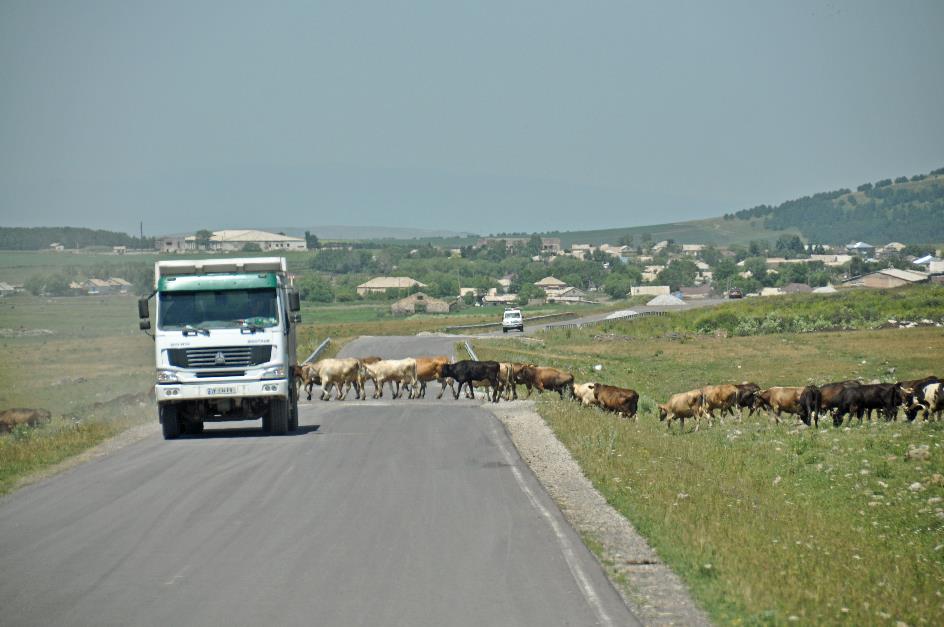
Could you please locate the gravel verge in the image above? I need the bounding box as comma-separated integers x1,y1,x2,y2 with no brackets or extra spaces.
489,400,711,626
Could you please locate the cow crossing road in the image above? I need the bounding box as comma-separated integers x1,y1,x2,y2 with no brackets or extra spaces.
0,335,637,627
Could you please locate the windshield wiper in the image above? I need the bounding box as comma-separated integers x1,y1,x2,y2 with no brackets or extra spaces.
182,326,211,337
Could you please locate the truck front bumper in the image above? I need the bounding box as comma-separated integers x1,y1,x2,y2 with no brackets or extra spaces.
156,379,288,402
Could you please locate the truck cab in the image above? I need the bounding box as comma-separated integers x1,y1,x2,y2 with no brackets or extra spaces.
139,257,301,439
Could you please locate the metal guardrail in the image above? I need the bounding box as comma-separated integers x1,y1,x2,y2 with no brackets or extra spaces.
463,340,479,361
443,311,578,332
543,310,667,331
302,337,332,364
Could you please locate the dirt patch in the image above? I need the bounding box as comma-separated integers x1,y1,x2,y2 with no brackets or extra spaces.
490,400,710,626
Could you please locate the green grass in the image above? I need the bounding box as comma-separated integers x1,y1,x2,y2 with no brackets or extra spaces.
0,294,155,494
600,284,944,339
473,325,944,625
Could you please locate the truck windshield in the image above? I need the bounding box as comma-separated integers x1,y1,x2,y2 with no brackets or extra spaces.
158,288,279,330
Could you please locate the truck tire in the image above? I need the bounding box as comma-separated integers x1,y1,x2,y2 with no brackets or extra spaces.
160,404,180,440
289,389,299,432
268,398,289,435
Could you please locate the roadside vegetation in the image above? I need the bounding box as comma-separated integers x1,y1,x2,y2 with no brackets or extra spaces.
472,293,944,624
0,295,153,494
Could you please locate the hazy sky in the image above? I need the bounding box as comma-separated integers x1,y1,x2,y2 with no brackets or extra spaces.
1,0,942,236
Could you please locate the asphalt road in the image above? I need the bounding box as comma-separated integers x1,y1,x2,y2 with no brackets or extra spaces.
0,336,636,627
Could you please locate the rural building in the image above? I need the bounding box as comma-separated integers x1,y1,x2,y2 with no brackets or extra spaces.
185,229,307,252
534,276,568,292
482,288,518,306
651,240,669,252
545,286,590,303
845,241,875,256
159,236,189,253
390,292,453,315
882,242,907,254
641,265,665,282
49,242,65,252
760,287,784,297
476,237,561,253
82,277,132,295
356,276,427,296
0,281,16,297
459,287,479,299
112,245,127,255
631,285,670,297
844,268,929,289
682,244,705,255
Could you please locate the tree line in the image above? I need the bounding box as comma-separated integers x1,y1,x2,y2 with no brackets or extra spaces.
0,227,154,251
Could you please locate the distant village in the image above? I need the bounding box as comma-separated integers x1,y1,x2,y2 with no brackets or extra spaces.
17,228,943,309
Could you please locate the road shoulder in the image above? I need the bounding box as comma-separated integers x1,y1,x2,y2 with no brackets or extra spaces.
490,400,711,626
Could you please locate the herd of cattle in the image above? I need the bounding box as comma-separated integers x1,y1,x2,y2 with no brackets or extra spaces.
294,357,943,430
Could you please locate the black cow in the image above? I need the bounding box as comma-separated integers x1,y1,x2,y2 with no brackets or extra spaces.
835,384,909,425
440,360,501,403
798,385,822,427
735,382,761,416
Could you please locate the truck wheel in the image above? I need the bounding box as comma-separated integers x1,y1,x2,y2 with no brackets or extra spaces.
289,392,299,431
268,398,289,435
160,405,180,440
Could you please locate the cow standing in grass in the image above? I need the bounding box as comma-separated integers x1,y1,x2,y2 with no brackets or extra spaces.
658,390,707,432
515,366,574,400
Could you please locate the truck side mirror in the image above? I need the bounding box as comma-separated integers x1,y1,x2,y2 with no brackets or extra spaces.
291,313,302,323
289,290,300,312
139,320,151,330
138,298,150,319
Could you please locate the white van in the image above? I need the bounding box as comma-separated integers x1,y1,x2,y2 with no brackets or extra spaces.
502,308,524,333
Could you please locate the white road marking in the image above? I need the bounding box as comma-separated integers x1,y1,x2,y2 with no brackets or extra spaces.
489,420,615,627
164,565,190,585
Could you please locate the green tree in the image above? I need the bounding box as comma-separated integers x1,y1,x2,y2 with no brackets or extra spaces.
304,231,320,249
242,242,262,252
194,229,213,250
656,259,699,291
602,274,633,299
526,234,543,256
296,274,335,303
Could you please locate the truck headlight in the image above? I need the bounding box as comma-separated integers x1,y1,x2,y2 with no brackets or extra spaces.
261,366,286,380
157,369,179,383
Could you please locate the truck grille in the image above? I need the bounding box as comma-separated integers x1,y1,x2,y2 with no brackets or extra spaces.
168,345,271,369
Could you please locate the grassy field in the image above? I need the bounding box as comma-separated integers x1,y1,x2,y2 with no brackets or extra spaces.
0,295,154,493
473,314,944,624
297,301,616,345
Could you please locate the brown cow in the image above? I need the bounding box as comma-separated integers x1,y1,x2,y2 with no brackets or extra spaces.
508,362,537,399
753,387,806,424
515,366,574,399
658,390,707,431
0,408,52,433
415,355,455,399
701,384,739,420
593,384,639,420
355,356,383,399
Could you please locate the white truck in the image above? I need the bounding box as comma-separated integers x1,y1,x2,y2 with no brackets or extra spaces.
138,257,301,439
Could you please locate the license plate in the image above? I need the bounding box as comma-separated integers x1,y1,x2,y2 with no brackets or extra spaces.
206,386,235,396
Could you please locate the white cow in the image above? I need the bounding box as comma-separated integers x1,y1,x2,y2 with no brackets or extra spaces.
364,358,419,399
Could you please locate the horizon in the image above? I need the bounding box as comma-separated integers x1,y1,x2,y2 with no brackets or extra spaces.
2,1,942,235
